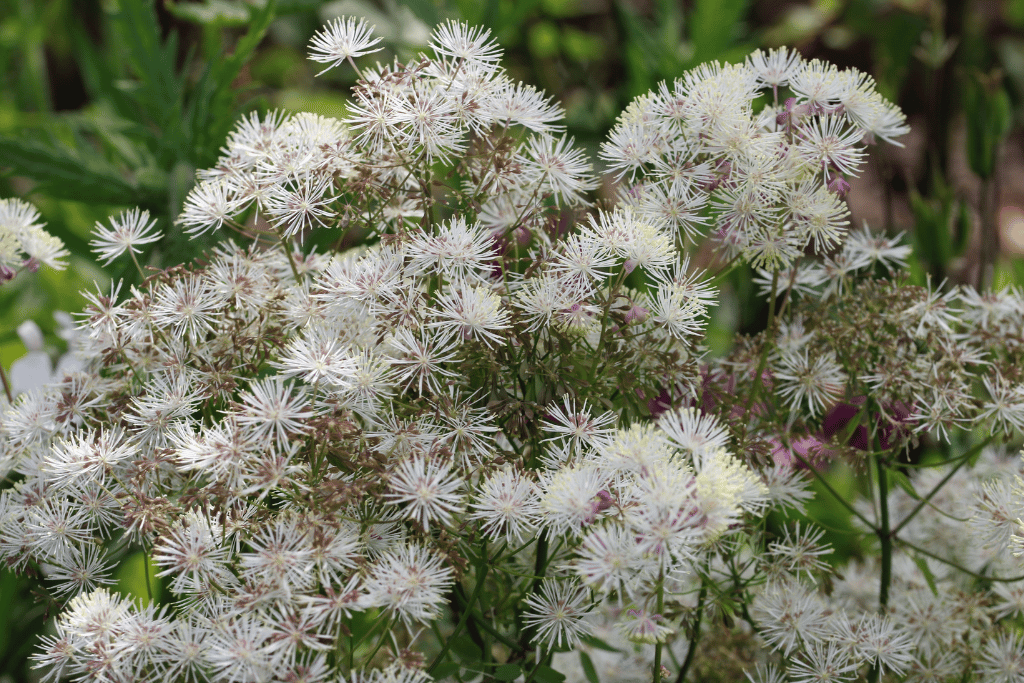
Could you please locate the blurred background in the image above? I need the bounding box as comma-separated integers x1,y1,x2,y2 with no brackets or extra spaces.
0,0,1022,679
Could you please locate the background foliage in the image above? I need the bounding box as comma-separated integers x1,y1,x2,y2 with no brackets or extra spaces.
0,0,1022,680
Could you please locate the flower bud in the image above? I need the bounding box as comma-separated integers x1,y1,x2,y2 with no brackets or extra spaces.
624,302,649,324
827,172,851,198
513,225,531,246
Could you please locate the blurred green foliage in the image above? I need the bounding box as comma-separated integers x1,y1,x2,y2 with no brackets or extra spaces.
0,0,1023,678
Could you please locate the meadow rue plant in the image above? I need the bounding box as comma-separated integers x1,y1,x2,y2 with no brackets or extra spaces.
0,18,1022,683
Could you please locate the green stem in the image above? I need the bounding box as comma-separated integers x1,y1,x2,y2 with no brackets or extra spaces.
129,249,147,281
653,569,665,683
143,544,154,603
595,265,627,358
977,172,998,290
348,612,392,667
875,454,892,613
0,363,13,403
463,606,524,651
277,231,302,283
429,559,491,673
519,531,549,644
894,536,1024,582
741,269,779,419
891,435,994,536
765,268,779,332
789,450,877,530
674,575,707,683
362,615,397,666
452,582,489,664
523,653,547,683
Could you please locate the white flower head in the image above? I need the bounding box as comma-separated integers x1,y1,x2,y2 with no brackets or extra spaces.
385,454,464,531
522,579,593,649
308,16,384,76
90,208,162,266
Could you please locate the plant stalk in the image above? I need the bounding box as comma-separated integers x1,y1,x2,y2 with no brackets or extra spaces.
0,363,13,403
653,569,665,683
875,454,892,614
674,576,707,683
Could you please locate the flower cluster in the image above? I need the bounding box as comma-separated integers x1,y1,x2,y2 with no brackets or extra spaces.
0,197,69,282
604,46,909,270
1,15,1022,683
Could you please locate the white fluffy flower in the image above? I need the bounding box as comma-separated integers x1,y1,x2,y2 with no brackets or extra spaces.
385,455,464,531
308,16,383,75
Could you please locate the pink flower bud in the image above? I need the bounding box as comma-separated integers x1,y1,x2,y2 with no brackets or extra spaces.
624,302,649,324
827,173,851,198
513,225,531,246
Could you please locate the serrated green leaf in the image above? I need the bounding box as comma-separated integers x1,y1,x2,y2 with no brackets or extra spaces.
0,136,145,205
494,664,522,681
185,0,276,165
112,0,186,123
579,652,600,683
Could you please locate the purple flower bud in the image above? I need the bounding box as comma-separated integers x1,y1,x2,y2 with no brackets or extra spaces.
0,264,15,282
624,302,649,325
827,173,851,198
23,258,39,273
513,225,531,246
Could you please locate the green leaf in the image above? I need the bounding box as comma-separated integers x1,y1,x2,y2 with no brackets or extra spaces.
432,663,461,680
494,664,523,682
690,0,748,62
114,550,163,604
533,665,567,683
562,27,604,63
872,12,925,99
165,0,252,26
184,0,276,165
0,571,17,658
400,0,441,27
615,0,672,96
528,22,560,60
912,555,940,597
581,634,618,655
69,19,116,102
579,651,600,683
449,634,482,661
889,469,919,501
111,0,187,128
964,74,1013,179
0,136,146,205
